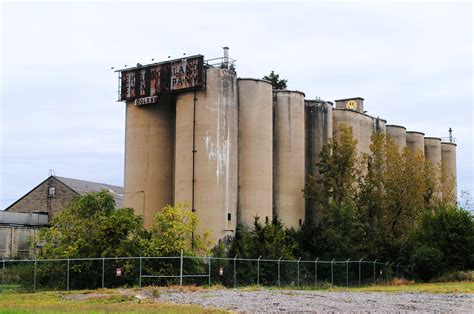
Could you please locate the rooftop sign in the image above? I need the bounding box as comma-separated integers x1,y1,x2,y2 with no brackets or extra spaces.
119,55,205,101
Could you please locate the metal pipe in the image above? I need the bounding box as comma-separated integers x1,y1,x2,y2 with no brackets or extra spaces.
297,257,302,287
67,259,70,291
180,250,184,287
191,91,197,248
33,258,37,292
102,258,105,289
331,258,335,285
257,256,262,285
139,256,142,288
359,258,363,286
277,257,282,287
208,256,211,288
346,259,350,287
233,255,238,288
373,259,377,285
314,257,319,286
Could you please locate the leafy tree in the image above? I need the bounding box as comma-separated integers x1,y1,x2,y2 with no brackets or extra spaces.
37,191,146,258
143,202,212,257
262,71,288,89
410,205,474,281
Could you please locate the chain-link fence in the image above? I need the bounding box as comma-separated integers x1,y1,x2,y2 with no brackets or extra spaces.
0,252,406,292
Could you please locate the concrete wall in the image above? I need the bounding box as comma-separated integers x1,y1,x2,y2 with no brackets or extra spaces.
304,100,333,223
406,131,425,155
332,109,386,156
441,142,457,202
424,137,442,167
175,67,238,241
237,79,273,227
273,90,305,228
5,177,78,218
386,125,407,152
124,95,176,229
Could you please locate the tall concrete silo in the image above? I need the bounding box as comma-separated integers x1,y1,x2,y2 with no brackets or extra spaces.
424,137,442,167
273,90,305,228
304,100,333,223
406,131,425,155
386,125,407,152
124,95,175,228
174,67,238,241
332,98,386,156
237,79,273,227
441,142,457,202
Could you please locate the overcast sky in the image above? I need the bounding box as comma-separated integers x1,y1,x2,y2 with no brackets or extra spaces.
1,1,472,210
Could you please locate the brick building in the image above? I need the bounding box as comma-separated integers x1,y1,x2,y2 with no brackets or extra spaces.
1,176,124,258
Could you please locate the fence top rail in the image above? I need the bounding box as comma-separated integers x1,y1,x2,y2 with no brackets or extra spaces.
0,255,403,267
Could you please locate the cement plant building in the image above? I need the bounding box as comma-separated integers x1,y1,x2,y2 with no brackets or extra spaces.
119,49,457,241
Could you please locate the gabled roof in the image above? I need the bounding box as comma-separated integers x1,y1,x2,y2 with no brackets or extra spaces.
54,176,124,208
4,175,124,211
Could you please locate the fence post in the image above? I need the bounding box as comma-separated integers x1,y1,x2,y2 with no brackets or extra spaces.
373,259,377,284
139,256,142,288
396,263,400,278
233,255,238,288
67,258,70,291
331,258,335,285
297,257,301,287
33,258,37,292
314,257,318,287
277,257,282,288
208,255,211,288
257,256,262,285
385,261,389,281
101,258,105,289
346,258,350,287
180,249,183,287
2,260,5,292
358,258,363,286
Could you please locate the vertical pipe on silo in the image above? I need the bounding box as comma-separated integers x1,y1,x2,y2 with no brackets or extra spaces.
237,79,273,226
273,90,305,228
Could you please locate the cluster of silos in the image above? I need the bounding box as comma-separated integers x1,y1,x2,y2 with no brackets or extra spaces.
123,58,458,242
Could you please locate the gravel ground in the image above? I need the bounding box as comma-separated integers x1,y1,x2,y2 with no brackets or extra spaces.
156,288,474,313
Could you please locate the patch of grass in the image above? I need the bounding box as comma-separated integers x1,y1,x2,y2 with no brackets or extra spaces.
343,281,474,294
0,289,228,313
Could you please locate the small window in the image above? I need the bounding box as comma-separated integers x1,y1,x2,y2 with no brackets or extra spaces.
227,213,232,221
48,187,56,198
299,219,302,226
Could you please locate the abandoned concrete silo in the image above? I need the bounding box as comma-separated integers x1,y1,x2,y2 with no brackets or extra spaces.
386,125,407,152
237,79,273,227
332,97,386,156
124,95,175,228
441,142,457,202
118,50,458,241
174,67,238,240
406,131,425,155
304,99,333,223
273,90,306,228
424,137,442,167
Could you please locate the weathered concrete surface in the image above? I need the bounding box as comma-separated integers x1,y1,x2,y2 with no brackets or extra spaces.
124,96,175,229
386,124,407,152
174,67,238,241
273,90,305,229
237,79,273,227
406,131,425,156
441,142,457,202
